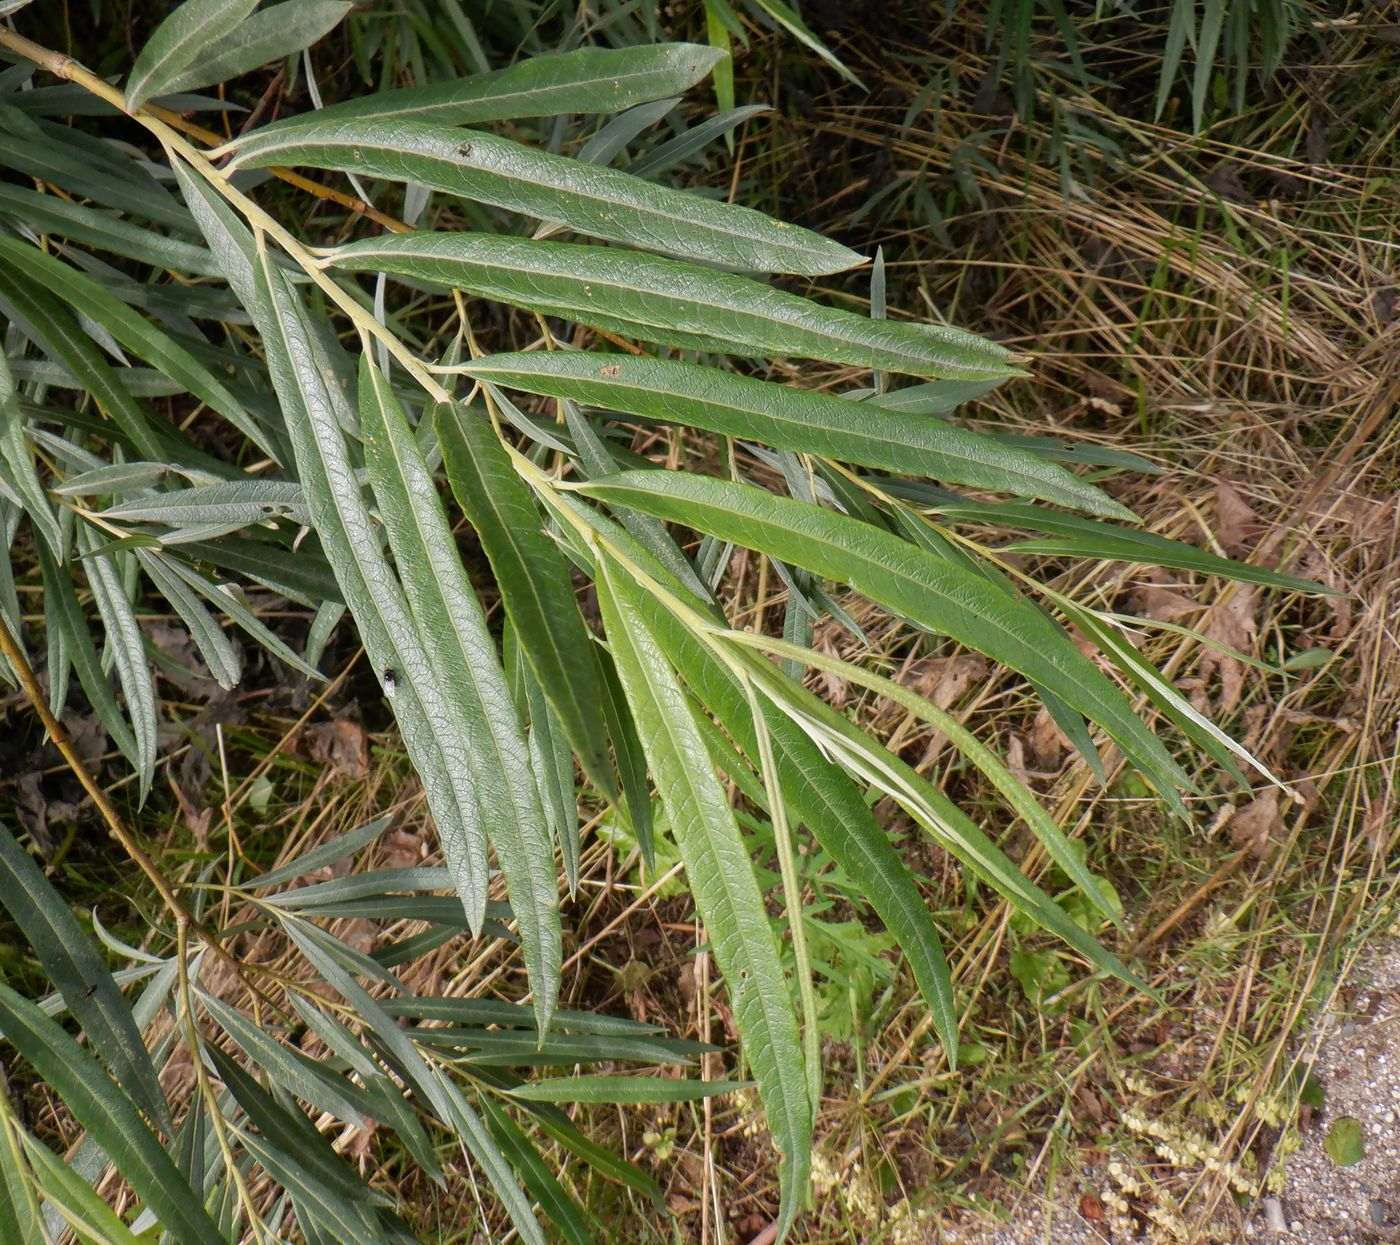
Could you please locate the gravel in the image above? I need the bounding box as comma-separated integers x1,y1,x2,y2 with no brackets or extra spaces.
933,946,1400,1244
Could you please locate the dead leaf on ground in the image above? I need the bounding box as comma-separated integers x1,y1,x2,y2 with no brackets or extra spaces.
305,718,371,779
1215,481,1263,557
169,776,213,848
891,654,988,771
1028,705,1069,770
907,654,989,711
1230,788,1285,859
380,828,427,869
1129,583,1199,623
1200,590,1258,714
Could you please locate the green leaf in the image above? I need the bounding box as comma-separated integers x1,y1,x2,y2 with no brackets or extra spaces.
506,1075,750,1103
432,1077,549,1245
78,528,157,804
35,543,140,767
0,127,192,231
103,479,306,528
929,496,1333,593
871,378,1006,414
436,401,612,797
480,1096,594,1245
384,995,667,1038
0,239,279,461
199,993,373,1127
0,261,173,463
21,1131,147,1245
579,473,1193,817
0,352,62,558
0,824,171,1134
0,983,224,1245
524,1099,664,1208
0,1099,44,1245
227,125,861,276
174,156,501,940
249,815,392,890
360,358,559,1032
159,555,323,680
0,182,218,274
203,1046,382,1210
174,533,340,608
159,0,353,97
595,558,811,1239
638,604,961,1059
466,352,1130,519
1325,1116,1365,1167
125,0,259,110
261,44,724,128
328,233,1018,380
235,1128,387,1245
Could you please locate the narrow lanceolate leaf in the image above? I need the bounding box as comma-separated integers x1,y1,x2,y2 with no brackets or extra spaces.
79,529,157,805
226,123,860,276
507,1076,750,1104
927,498,1333,594
159,1,352,97
36,544,140,767
125,0,258,110
634,592,959,1059
0,353,62,557
173,156,494,934
436,401,612,795
467,352,1130,519
0,262,172,462
0,984,225,1245
0,824,171,1134
0,239,277,461
581,473,1194,816
546,492,959,1051
136,550,240,688
103,479,306,528
261,44,725,129
328,234,1019,380
360,359,559,1032
595,560,811,1240
0,1106,44,1245
479,1096,594,1245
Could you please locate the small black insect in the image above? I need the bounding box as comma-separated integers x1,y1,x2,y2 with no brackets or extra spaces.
457,143,473,158
383,668,397,694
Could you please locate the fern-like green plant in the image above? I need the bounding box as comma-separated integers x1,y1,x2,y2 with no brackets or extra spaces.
0,5,1329,1242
